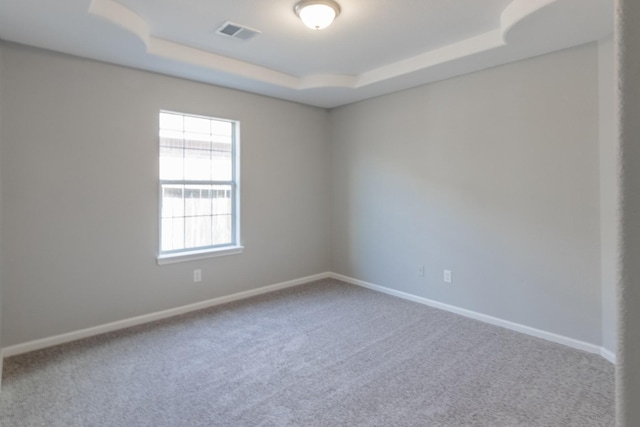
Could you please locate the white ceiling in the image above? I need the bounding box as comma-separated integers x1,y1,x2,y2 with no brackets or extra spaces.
0,0,613,108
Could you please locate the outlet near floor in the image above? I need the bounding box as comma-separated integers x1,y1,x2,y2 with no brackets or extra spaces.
193,269,202,283
443,270,452,283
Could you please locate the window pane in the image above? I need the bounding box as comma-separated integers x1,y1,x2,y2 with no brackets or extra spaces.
211,148,232,181
184,138,210,151
160,113,184,131
184,132,210,143
185,215,213,248
212,135,232,144
184,185,212,217
184,116,211,135
159,111,237,255
160,142,184,180
160,129,185,140
184,149,211,181
161,185,185,218
211,120,232,137
161,217,185,251
213,214,232,245
160,137,185,149
212,185,232,215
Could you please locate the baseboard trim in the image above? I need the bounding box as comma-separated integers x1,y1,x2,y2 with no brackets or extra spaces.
2,272,332,358
329,273,614,363
2,271,615,365
600,347,617,364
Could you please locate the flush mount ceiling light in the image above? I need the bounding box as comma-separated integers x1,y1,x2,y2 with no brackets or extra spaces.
294,0,341,30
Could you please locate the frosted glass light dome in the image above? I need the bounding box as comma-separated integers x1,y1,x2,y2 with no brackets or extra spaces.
295,0,341,30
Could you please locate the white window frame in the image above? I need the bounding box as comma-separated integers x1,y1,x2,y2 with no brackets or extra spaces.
157,110,242,265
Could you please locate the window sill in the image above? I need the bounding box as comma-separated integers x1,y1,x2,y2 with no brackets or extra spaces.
157,246,244,265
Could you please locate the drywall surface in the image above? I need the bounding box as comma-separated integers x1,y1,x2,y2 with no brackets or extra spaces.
616,0,640,424
598,36,618,357
329,43,602,345
0,43,329,347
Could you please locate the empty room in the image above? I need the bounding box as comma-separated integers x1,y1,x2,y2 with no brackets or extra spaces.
1,0,640,425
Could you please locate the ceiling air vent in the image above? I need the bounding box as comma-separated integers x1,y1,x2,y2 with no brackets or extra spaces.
216,21,261,41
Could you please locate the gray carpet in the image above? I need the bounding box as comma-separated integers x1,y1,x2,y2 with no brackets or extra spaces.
0,279,614,426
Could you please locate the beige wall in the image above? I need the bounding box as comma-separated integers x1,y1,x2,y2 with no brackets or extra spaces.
329,43,602,344
0,39,619,358
0,43,330,346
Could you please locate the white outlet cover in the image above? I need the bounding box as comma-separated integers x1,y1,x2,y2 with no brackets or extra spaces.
444,270,452,283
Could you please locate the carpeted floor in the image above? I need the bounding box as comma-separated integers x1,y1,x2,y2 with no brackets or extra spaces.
0,279,614,426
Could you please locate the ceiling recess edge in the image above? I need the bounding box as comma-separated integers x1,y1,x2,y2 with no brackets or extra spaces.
88,0,550,93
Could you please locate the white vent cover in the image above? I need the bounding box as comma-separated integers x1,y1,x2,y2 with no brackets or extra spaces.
216,21,261,40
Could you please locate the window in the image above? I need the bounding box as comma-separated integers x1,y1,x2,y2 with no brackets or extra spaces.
157,111,241,264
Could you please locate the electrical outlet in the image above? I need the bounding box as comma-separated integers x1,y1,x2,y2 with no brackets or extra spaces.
443,269,452,283
193,269,202,283
417,265,425,277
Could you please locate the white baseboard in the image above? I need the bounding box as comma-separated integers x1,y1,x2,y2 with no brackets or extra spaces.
329,273,614,363
600,347,617,364
2,271,615,365
2,272,332,358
